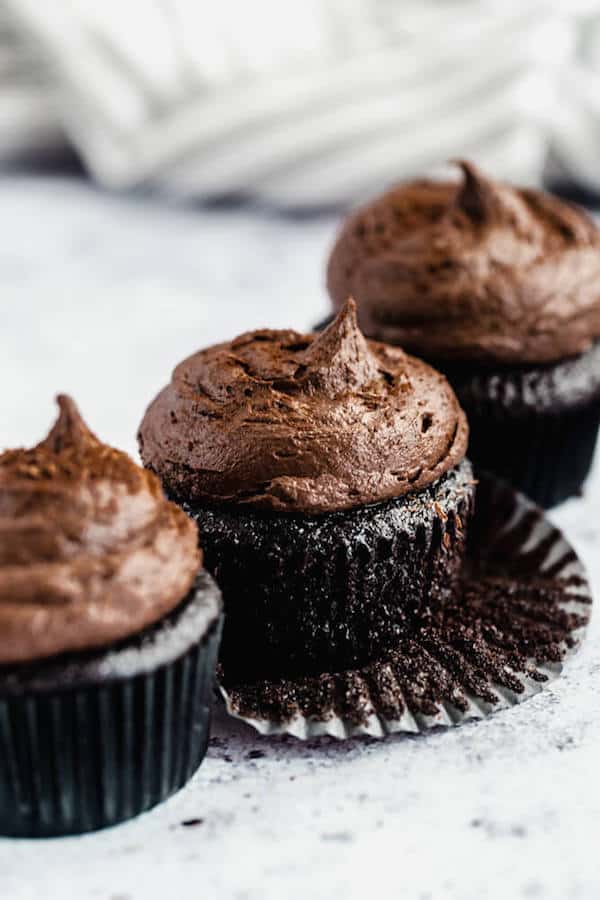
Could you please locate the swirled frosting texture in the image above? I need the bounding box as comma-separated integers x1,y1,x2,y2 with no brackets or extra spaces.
138,299,468,514
0,396,201,665
327,162,600,364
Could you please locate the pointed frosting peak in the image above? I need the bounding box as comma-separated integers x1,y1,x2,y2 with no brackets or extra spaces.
1,395,137,488
0,394,201,664
298,297,379,397
42,394,99,454
453,160,504,224
139,304,469,513
453,159,531,232
327,162,600,365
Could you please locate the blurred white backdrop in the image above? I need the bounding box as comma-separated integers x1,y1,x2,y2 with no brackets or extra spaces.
2,0,600,205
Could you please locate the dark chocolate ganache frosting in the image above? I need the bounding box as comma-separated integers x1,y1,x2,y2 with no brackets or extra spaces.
0,396,200,664
138,299,468,514
327,161,600,365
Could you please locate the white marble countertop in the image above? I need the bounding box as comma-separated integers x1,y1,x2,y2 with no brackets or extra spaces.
1,174,600,900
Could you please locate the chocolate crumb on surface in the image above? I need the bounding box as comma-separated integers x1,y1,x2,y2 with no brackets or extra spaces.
219,474,591,733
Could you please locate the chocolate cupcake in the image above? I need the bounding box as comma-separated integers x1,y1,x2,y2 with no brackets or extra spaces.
138,300,473,686
326,162,600,507
0,396,222,837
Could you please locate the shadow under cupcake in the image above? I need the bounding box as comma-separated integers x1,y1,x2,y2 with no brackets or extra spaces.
326,161,600,508
0,396,222,837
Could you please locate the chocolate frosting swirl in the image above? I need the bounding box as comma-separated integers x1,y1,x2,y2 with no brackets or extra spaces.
138,299,468,514
0,396,201,665
327,161,600,365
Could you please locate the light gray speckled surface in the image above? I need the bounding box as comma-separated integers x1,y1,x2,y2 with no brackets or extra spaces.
1,175,599,900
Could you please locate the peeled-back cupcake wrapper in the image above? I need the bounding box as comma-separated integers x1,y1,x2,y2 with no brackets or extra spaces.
218,474,592,740
464,400,600,509
0,574,222,838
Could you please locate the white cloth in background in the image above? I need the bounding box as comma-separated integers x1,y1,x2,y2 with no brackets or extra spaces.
1,0,599,206
0,5,64,160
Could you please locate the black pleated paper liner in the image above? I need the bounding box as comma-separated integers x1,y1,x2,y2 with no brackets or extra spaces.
442,339,600,509
218,475,591,739
455,395,600,509
0,571,222,837
186,461,474,683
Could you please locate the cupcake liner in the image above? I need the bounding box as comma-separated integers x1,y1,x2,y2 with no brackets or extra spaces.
0,571,222,837
182,462,474,683
463,400,600,508
218,474,591,740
